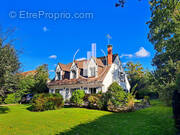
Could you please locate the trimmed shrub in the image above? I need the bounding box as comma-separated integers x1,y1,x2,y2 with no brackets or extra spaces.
30,93,64,111
107,82,127,111
70,90,85,107
88,94,103,109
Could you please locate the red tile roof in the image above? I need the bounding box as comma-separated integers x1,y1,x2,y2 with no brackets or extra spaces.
19,70,37,77
48,54,118,86
48,65,111,86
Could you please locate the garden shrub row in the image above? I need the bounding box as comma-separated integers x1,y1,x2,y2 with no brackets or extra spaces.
27,82,150,112
70,82,145,112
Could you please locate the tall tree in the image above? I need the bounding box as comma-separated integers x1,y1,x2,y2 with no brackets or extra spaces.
33,64,49,93
125,62,144,90
0,29,20,97
148,0,180,104
125,62,156,98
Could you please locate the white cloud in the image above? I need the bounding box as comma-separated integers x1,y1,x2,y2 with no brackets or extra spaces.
120,54,133,58
135,47,150,58
49,55,57,59
122,62,127,66
49,70,55,73
43,26,48,32
76,57,86,61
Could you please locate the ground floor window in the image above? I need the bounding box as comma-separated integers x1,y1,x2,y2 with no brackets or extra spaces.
84,87,88,93
90,88,97,94
59,89,64,95
50,89,54,93
65,88,69,98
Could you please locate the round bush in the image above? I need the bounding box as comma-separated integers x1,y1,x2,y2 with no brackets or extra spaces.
30,93,64,111
87,94,104,110
107,82,127,109
70,90,85,107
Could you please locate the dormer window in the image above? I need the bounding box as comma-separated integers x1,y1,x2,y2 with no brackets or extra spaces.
55,65,62,80
119,71,125,82
90,67,96,77
70,63,78,79
57,72,61,80
72,70,76,79
87,58,97,77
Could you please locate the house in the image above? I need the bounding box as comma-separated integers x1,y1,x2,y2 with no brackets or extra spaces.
47,45,130,100
19,70,37,77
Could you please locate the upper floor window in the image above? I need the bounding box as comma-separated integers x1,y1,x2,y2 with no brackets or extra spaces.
72,70,76,79
57,72,61,80
90,67,96,77
119,71,125,82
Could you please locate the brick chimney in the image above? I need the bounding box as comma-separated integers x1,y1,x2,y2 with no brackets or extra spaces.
107,45,113,65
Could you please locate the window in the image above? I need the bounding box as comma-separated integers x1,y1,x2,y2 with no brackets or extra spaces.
59,89,63,95
64,71,70,79
50,89,54,93
50,89,55,94
119,72,125,82
83,69,88,77
84,87,88,94
90,67,96,77
57,72,61,80
90,88,96,94
72,70,76,79
65,88,69,98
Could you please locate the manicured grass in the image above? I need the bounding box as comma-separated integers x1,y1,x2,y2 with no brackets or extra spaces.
0,100,176,135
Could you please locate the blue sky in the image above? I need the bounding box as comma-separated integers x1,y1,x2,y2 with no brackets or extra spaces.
0,0,155,78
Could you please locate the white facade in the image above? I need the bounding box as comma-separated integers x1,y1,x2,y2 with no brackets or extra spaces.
55,65,63,80
102,55,130,92
70,63,79,79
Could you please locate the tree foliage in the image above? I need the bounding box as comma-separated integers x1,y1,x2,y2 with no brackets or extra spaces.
107,82,127,108
0,29,20,97
33,64,49,93
148,0,180,104
125,62,156,98
125,62,144,90
70,90,85,107
16,74,36,101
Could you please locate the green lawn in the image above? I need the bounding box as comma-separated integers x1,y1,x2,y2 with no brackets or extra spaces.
0,100,176,135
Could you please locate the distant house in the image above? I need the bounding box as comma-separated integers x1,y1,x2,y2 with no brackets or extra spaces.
19,70,37,77
48,45,130,100
19,70,51,82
